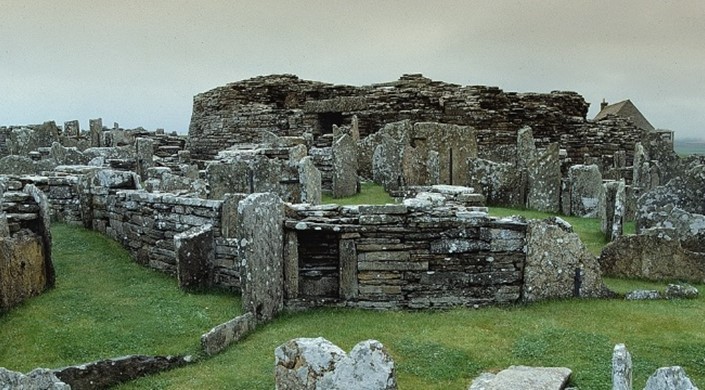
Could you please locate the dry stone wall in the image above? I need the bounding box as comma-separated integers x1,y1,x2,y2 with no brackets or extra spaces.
188,74,645,170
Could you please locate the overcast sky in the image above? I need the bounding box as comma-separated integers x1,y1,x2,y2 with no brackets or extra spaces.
1,1,703,139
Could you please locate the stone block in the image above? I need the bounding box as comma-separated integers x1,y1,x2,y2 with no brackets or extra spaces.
612,343,632,390
568,164,604,217
174,224,214,290
237,193,284,323
332,133,359,198
201,312,256,356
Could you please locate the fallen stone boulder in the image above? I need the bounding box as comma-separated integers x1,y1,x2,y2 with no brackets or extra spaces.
274,337,397,390
644,366,698,390
0,367,70,389
468,365,572,390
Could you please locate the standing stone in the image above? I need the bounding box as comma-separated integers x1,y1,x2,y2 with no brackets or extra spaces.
414,122,477,186
174,224,214,290
237,193,284,323
601,180,626,241
568,164,604,217
644,367,698,390
135,138,154,181
527,143,561,212
205,159,251,199
8,128,38,156
63,120,80,138
251,155,282,195
35,121,60,147
289,144,308,163
89,118,102,147
221,193,248,238
427,150,440,185
612,343,632,390
332,133,359,198
524,218,606,302
373,134,404,191
516,126,536,168
298,156,322,205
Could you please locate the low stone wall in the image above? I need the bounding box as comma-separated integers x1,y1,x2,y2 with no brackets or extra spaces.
102,190,239,290
282,202,604,310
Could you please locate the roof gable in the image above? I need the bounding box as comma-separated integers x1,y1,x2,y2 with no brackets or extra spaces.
594,99,655,131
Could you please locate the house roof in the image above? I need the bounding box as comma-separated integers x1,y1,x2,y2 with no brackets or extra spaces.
594,99,655,131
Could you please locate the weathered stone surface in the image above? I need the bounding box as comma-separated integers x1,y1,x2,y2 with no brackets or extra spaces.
636,164,705,236
468,365,572,390
332,133,358,198
0,230,49,310
625,290,661,300
50,142,89,165
274,337,397,390
643,366,698,390
599,234,705,282
516,126,536,168
601,180,626,241
524,217,606,302
468,158,525,207
55,354,191,390
135,137,154,181
568,164,604,217
63,119,80,137
612,343,633,390
0,155,37,175
221,193,247,238
237,193,285,323
8,128,39,156
201,312,256,356
89,118,102,147
93,169,139,189
174,224,214,290
373,133,405,191
665,284,699,299
527,143,561,213
206,159,250,199
0,367,70,390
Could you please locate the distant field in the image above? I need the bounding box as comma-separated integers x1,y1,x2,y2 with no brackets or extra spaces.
674,141,705,156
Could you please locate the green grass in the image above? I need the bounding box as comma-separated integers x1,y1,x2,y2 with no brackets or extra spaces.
120,296,705,389
0,224,239,372
3,196,703,389
322,181,395,205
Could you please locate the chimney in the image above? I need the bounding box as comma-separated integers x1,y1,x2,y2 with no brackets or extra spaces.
600,99,608,111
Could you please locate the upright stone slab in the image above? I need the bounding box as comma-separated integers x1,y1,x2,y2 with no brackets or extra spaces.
612,343,632,390
524,218,606,302
298,156,322,205
135,137,154,181
63,120,80,138
206,159,250,199
221,193,247,238
251,155,282,194
8,128,38,156
332,133,359,198
174,224,214,290
601,180,626,241
568,164,604,217
89,118,102,147
527,143,561,213
516,126,536,168
373,134,404,191
237,193,284,323
414,122,477,186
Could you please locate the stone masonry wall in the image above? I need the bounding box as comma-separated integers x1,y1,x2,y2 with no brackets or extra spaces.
188,74,645,170
101,191,239,290
284,203,526,310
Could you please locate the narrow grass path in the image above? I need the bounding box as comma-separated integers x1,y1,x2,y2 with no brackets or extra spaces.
0,224,239,372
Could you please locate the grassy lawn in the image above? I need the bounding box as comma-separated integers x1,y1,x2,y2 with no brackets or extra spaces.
0,224,239,372
322,181,395,205
2,187,703,389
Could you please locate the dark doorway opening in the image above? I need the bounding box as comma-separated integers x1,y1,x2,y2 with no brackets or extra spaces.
317,112,345,135
297,230,340,298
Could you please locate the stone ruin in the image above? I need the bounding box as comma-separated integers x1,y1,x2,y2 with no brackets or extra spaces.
0,179,53,312
1,73,702,388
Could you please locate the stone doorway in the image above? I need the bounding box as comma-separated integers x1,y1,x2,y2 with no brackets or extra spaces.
297,230,340,298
